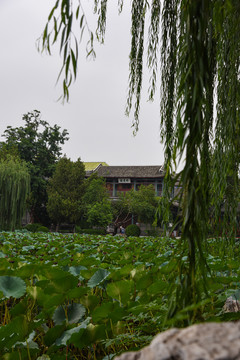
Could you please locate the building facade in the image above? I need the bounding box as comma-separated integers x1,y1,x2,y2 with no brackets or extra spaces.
86,164,165,199
84,162,181,233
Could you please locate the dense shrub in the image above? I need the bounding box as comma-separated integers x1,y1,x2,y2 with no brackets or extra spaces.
58,223,75,233
125,224,141,237
37,226,49,233
24,223,41,233
76,228,106,235
24,223,49,233
146,229,159,237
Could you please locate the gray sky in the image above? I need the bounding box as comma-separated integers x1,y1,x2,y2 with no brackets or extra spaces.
0,0,164,166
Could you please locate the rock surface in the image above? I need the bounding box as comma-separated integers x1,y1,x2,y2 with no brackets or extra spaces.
114,322,240,360
223,296,240,313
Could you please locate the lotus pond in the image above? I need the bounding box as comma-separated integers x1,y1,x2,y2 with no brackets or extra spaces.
0,232,240,359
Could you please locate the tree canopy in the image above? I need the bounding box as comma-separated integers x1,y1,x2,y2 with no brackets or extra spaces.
82,174,113,228
82,174,109,206
86,200,113,228
3,110,69,224
0,156,30,231
123,185,158,224
40,1,240,314
47,157,86,227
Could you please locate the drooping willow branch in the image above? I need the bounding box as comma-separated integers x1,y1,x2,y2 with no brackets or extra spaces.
0,157,30,231
40,0,240,312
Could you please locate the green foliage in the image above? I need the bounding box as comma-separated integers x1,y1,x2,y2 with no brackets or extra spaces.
40,0,240,320
24,223,48,233
2,110,69,225
88,268,110,288
111,195,130,228
0,276,26,299
75,228,106,235
86,200,113,228
0,232,239,358
81,174,113,229
83,173,108,205
38,1,99,102
123,185,158,224
125,224,141,237
52,303,86,325
37,226,49,233
24,223,49,233
47,157,85,225
146,229,160,237
159,0,240,313
0,156,30,230
0,142,19,160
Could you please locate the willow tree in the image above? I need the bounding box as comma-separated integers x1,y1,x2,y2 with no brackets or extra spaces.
0,157,30,230
39,1,240,314
3,111,69,225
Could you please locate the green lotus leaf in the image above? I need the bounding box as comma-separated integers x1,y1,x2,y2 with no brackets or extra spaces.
0,315,28,351
38,275,78,294
106,280,134,304
42,294,65,309
55,317,90,346
74,244,84,253
17,264,38,278
87,268,110,288
14,330,39,349
22,245,35,252
68,265,87,277
43,324,66,347
69,323,105,348
92,302,127,323
147,280,167,295
136,274,153,290
52,303,86,325
0,276,26,299
0,258,9,271
67,287,90,300
91,302,113,322
10,299,28,317
80,294,99,311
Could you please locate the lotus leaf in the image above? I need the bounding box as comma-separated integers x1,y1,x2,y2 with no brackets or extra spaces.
107,280,134,304
55,317,90,346
87,268,110,287
0,276,26,299
52,303,86,325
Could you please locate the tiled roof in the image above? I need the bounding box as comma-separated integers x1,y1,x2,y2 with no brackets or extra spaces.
96,165,164,178
84,162,108,171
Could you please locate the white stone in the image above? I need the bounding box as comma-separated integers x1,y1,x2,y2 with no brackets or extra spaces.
114,322,240,360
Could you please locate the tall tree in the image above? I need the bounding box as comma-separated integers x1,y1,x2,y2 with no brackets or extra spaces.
40,1,240,315
82,173,113,228
0,142,19,161
3,110,69,225
82,173,109,206
47,157,86,229
86,200,113,229
0,156,30,231
123,185,158,224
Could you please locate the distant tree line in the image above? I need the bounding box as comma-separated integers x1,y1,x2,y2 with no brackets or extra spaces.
0,110,160,231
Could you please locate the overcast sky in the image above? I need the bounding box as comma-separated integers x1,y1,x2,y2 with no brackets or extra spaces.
0,0,165,166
